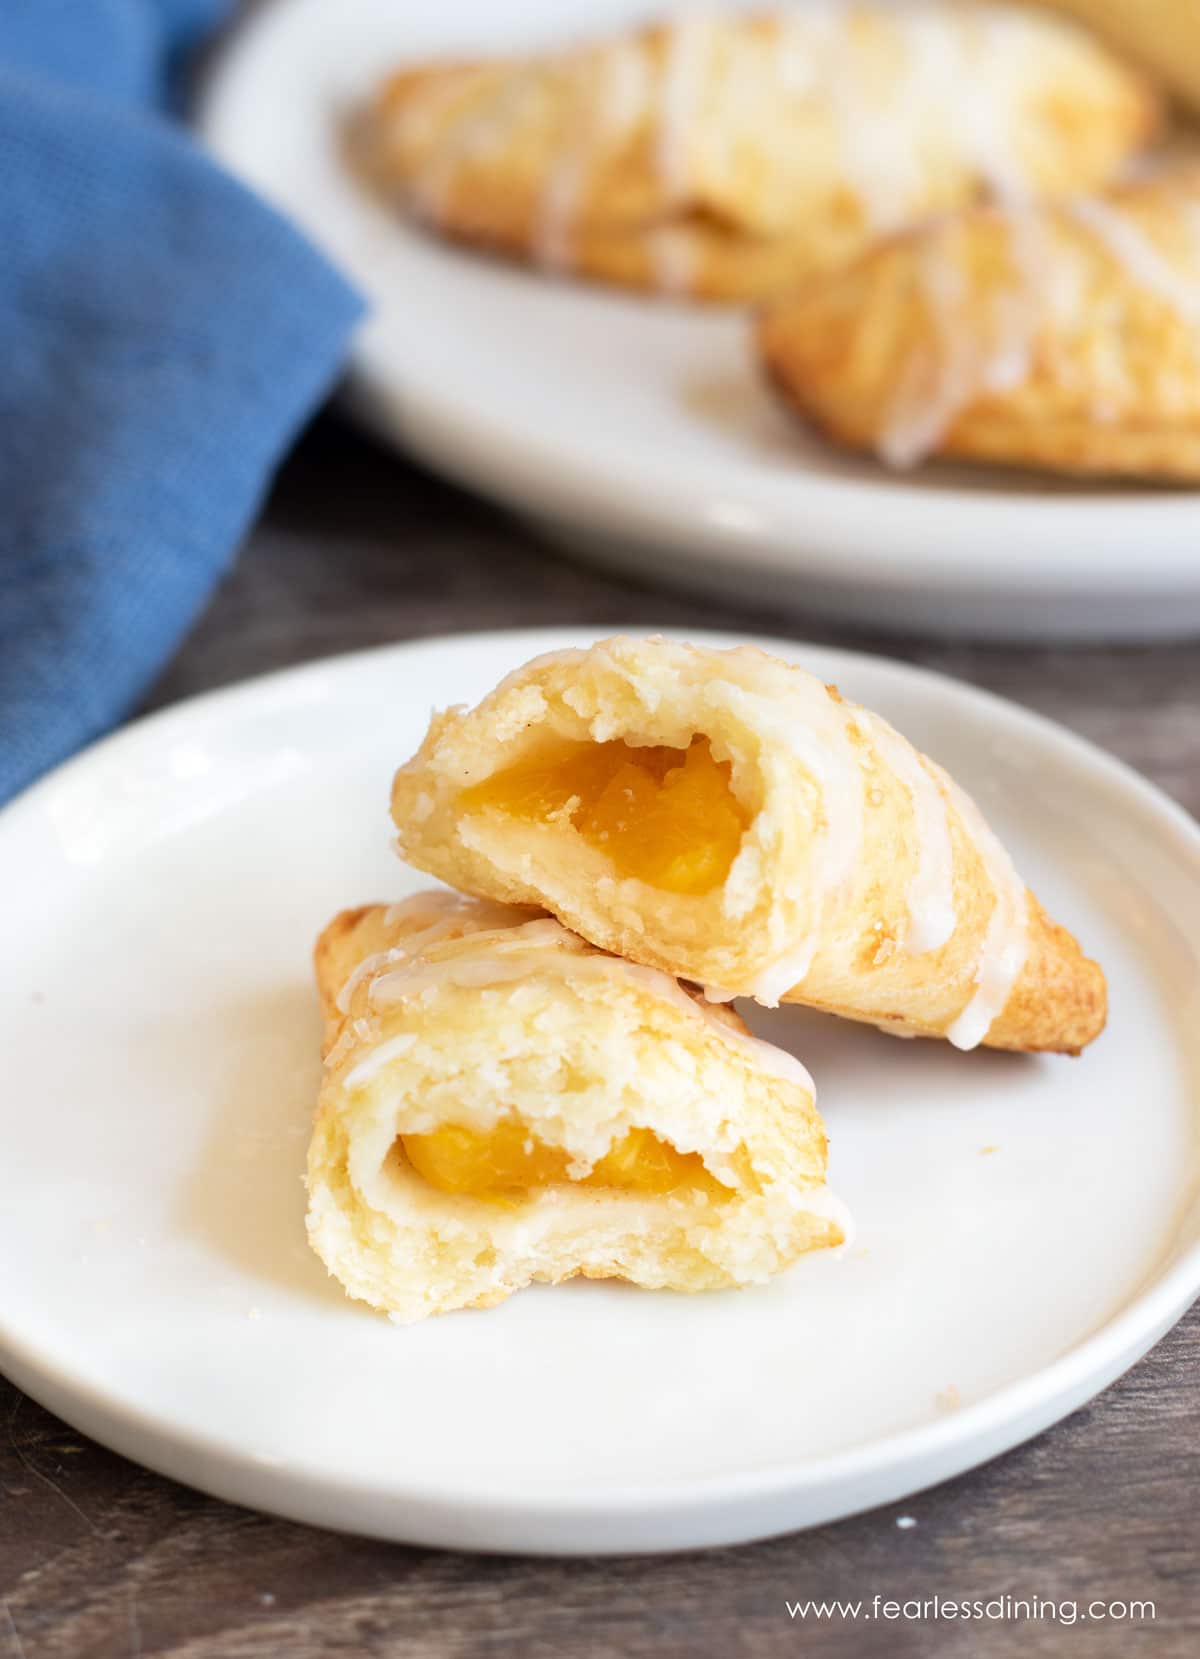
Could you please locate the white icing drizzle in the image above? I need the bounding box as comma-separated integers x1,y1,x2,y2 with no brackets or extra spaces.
412,66,538,221
657,13,713,205
930,764,1029,1051
382,891,468,929
872,0,1048,468
645,12,716,295
857,713,956,954
879,235,973,469
533,42,649,271
879,203,1049,469
713,672,864,1007
776,10,815,97
392,71,473,161
1181,199,1200,261
383,891,524,934
336,946,408,1015
650,224,698,296
369,951,533,1003
948,3,1035,204
599,37,653,134
368,916,579,1007
533,137,587,271
990,200,1052,380
323,1015,374,1073
1068,194,1200,326
794,1,911,234
344,1032,417,1091
741,940,824,1009
339,893,526,1013
854,2,1053,468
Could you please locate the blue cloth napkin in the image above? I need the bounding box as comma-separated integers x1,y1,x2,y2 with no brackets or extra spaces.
0,0,365,804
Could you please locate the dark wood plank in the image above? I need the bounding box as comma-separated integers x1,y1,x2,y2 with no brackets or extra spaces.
3,416,1198,1657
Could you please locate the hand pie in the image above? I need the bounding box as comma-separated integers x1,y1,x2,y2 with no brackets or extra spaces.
1033,2,1200,118
307,891,845,1322
758,163,1200,477
391,637,1106,1055
354,3,1155,301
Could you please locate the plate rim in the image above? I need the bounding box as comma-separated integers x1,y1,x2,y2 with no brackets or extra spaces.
2,625,1199,1549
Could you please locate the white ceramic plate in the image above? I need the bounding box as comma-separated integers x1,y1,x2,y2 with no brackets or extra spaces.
1,627,1198,1553
198,0,1200,643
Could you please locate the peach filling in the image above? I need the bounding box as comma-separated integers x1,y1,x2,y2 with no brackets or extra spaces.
401,1121,729,1200
459,737,749,896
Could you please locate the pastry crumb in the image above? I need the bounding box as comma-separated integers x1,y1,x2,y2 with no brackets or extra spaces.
936,1384,962,1412
871,932,896,966
980,1145,1000,1156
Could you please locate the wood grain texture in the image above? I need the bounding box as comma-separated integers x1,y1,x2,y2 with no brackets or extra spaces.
3,417,1198,1656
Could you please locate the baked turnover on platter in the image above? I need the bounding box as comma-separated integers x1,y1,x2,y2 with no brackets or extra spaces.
307,891,846,1321
355,2,1156,301
758,163,1200,478
391,638,1106,1054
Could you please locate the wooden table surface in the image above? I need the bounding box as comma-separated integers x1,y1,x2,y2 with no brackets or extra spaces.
2,418,1197,1658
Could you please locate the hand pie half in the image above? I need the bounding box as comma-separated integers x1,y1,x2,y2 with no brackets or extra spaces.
307,891,844,1322
391,637,1106,1055
758,163,1200,477
354,3,1155,301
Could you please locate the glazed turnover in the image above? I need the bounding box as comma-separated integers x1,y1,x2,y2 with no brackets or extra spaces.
758,163,1200,478
353,2,1155,301
391,637,1107,1053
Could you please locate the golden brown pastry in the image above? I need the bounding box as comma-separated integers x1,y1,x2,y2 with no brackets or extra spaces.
758,163,1200,477
391,637,1106,1054
1035,2,1200,119
307,891,846,1322
354,2,1156,301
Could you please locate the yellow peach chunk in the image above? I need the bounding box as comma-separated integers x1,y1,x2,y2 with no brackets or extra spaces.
401,1121,729,1200
402,1120,570,1194
460,737,748,895
588,1126,729,1199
